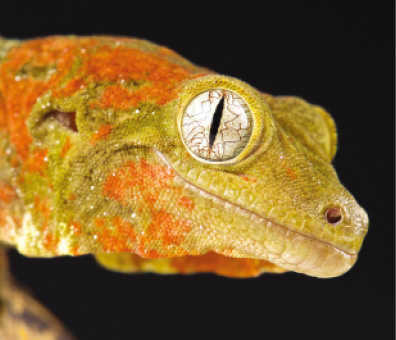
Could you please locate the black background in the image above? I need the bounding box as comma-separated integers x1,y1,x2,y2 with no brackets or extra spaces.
2,1,394,339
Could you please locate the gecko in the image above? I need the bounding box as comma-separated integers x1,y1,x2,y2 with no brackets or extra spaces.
0,36,368,339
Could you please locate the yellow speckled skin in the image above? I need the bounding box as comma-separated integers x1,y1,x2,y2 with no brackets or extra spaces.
0,36,368,283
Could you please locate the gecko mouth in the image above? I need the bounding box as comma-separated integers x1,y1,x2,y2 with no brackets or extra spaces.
154,149,359,278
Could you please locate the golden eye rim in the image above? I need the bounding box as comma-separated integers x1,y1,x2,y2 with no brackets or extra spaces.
176,75,274,165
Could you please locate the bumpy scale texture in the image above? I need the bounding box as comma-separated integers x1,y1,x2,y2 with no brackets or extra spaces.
0,36,368,282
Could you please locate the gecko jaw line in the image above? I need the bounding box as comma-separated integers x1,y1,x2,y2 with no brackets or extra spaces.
153,149,356,258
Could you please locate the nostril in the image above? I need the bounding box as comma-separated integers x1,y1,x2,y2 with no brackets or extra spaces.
325,208,342,225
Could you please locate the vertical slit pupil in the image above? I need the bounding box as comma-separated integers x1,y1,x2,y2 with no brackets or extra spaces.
209,96,224,148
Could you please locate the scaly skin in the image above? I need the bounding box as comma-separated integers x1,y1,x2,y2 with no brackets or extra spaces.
0,36,368,283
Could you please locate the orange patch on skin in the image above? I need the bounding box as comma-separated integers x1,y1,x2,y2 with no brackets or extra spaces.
239,174,258,183
34,197,50,228
24,148,48,175
100,159,195,257
281,159,298,180
146,210,191,247
71,245,82,256
43,233,58,254
95,217,137,253
95,85,137,110
53,78,86,98
90,124,112,145
177,196,195,210
286,168,297,180
68,193,77,200
0,182,17,204
33,196,58,253
171,252,277,278
144,192,160,209
10,155,20,168
0,96,6,129
69,221,82,236
83,45,189,83
103,159,175,205
138,248,162,258
82,45,207,108
60,137,72,158
102,162,140,203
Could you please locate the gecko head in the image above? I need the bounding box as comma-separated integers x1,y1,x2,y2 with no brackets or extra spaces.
154,74,369,278
26,65,367,278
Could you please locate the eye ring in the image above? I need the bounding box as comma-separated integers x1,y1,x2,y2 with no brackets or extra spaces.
176,75,273,165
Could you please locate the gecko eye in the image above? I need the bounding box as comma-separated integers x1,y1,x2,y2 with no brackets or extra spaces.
181,89,253,162
178,75,273,165
324,208,342,225
45,110,78,132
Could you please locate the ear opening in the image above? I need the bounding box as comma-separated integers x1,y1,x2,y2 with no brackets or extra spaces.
44,110,78,132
